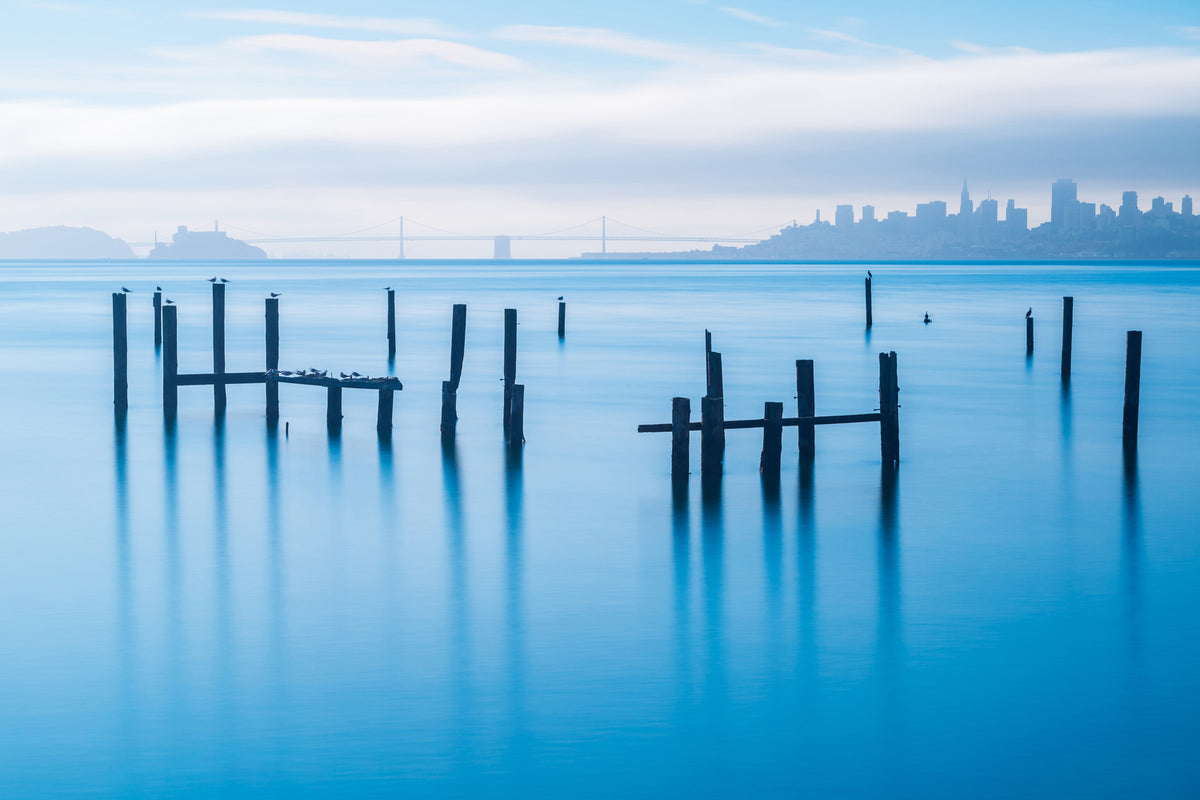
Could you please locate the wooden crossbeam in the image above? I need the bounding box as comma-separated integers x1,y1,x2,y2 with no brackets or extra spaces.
267,372,402,390
638,412,880,433
177,371,266,386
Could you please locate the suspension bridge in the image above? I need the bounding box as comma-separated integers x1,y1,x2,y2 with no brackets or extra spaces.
129,215,787,258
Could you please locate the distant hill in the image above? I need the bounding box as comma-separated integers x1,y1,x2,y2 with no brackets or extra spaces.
0,226,134,258
149,226,267,260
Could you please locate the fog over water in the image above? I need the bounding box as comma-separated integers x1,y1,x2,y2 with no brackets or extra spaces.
1,260,1198,797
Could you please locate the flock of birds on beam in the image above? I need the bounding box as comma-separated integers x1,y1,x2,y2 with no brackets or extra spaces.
266,368,395,384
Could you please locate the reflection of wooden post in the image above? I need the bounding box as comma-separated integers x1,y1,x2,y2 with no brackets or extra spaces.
865,276,873,328
163,304,178,420
671,397,690,480
1026,314,1034,355
377,388,394,437
212,282,226,415
265,297,279,424
112,293,127,414
557,301,566,339
796,359,815,458
879,351,899,465
761,401,783,477
441,380,457,440
706,351,723,400
153,290,162,348
327,385,342,434
1061,296,1073,382
503,308,516,432
387,289,396,359
509,384,525,447
701,395,724,479
1123,330,1142,449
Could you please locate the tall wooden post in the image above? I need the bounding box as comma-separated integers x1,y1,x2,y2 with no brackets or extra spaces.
707,351,723,400
796,359,815,458
112,293,128,414
153,290,162,348
557,301,566,339
865,275,873,328
509,384,525,446
700,395,724,479
503,308,517,432
327,385,342,434
265,297,279,424
671,397,690,481
1026,314,1034,355
441,304,467,441
879,351,899,465
761,401,783,478
377,388,394,437
705,329,712,390
386,289,396,359
163,303,178,420
1123,330,1142,449
212,282,226,415
1061,296,1073,382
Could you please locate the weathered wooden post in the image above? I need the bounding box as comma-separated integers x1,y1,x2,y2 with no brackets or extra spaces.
326,384,342,434
1026,313,1034,355
212,282,226,415
671,397,690,481
557,300,566,339
761,401,783,477
705,329,712,389
879,351,899,465
865,275,873,328
112,292,128,414
509,384,525,447
265,296,279,424
441,303,467,440
153,290,162,348
503,308,517,432
796,359,815,458
387,288,396,359
163,303,178,420
1123,330,1142,449
707,351,723,400
377,388,394,437
700,395,724,479
1061,296,1073,382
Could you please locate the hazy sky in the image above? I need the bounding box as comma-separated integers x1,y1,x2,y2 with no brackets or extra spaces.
1,0,1198,256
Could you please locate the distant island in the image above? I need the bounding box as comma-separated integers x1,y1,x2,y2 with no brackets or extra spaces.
585,180,1200,261
149,225,267,260
0,226,133,259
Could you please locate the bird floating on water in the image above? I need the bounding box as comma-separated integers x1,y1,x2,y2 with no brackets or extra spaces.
923,313,932,324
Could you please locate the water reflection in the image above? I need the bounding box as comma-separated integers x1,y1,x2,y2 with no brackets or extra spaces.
700,483,725,700
114,418,135,749
441,440,472,755
504,445,528,763
266,427,285,700
163,420,183,716
212,419,234,753
798,459,816,672
672,480,691,690
762,473,783,640
877,464,904,773
1121,446,1143,688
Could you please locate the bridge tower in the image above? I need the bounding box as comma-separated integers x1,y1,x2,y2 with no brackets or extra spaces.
397,216,405,260
494,235,512,259
602,215,606,255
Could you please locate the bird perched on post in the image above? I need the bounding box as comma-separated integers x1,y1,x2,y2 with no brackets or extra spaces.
867,270,872,278
383,286,391,291
558,296,563,301
220,278,230,283
1026,307,1032,319
120,286,132,293
165,298,174,304
156,286,162,291
269,292,281,298
208,277,217,282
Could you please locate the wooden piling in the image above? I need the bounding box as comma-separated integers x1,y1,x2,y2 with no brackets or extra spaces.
377,388,394,436
671,397,690,480
449,304,466,390
153,290,162,348
707,351,723,400
705,329,712,389
387,289,396,359
1026,314,1034,355
700,395,724,478
163,303,178,420
212,282,226,415
557,301,566,339
1061,296,1073,382
503,308,517,431
879,351,899,465
865,275,873,327
327,385,342,433
440,380,457,440
265,297,279,424
509,384,525,446
796,359,815,458
112,292,128,414
1123,330,1142,448
761,401,783,477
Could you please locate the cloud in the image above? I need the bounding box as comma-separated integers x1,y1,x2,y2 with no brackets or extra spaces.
717,7,786,27
950,40,1036,56
492,25,709,64
808,28,922,59
1169,25,1200,41
188,9,457,38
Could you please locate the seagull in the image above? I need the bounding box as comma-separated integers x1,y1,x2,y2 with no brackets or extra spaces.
220,278,230,283
209,277,217,282
269,292,281,298
120,286,132,293
280,370,293,376
868,270,873,278
351,372,362,378
1025,307,1032,319
340,372,350,379
165,298,174,304
383,286,391,291
923,313,932,324
557,296,563,301
156,286,162,291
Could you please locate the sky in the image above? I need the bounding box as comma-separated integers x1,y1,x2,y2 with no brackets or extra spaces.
1,0,1198,257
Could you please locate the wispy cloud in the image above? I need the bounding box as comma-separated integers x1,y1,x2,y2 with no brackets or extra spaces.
1169,25,1200,41
808,28,922,59
717,7,786,27
493,25,709,64
950,40,1036,56
188,9,457,38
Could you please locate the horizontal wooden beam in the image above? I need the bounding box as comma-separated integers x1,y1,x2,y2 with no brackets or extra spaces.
638,411,880,433
267,372,403,390
176,371,266,386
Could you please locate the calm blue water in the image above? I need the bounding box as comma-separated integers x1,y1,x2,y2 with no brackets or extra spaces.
0,260,1198,797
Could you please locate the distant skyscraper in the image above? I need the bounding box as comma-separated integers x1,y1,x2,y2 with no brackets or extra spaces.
1005,199,1028,231
1079,202,1096,228
862,205,876,223
1184,195,1194,217
1120,191,1139,222
835,204,854,227
916,200,947,228
1051,179,1078,229
979,197,999,226
959,180,973,217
